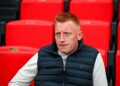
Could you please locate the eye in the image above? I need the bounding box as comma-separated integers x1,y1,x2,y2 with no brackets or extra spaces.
64,32,71,36
55,32,60,37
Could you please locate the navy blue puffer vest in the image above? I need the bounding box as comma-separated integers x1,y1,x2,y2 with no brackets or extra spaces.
34,40,98,86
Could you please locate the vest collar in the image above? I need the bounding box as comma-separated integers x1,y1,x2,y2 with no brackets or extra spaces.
76,39,84,51
43,39,84,55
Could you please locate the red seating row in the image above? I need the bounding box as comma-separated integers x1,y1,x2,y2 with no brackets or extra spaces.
6,20,111,50
20,0,113,22
0,46,38,86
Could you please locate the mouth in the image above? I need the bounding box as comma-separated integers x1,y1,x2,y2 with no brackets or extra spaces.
59,44,68,48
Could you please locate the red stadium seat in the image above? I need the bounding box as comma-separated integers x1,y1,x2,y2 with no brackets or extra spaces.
118,22,120,50
80,20,111,51
21,0,64,21
6,20,54,48
70,0,113,22
115,50,120,86
0,46,38,86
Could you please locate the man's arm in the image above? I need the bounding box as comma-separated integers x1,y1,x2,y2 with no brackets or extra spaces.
93,53,108,86
8,53,38,86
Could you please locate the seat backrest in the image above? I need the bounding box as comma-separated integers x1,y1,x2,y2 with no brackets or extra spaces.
0,46,38,86
20,0,64,21
80,20,111,51
118,22,120,50
6,20,54,49
70,0,113,22
115,50,120,86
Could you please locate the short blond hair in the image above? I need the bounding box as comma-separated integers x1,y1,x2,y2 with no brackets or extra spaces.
54,12,80,25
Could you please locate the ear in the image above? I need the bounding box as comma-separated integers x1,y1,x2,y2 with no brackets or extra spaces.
77,30,83,40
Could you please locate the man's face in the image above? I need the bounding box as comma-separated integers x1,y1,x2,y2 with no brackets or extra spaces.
55,20,82,54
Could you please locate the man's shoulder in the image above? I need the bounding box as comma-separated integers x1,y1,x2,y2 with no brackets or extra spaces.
82,44,98,53
81,44,99,64
38,45,52,53
78,40,98,53
38,42,57,54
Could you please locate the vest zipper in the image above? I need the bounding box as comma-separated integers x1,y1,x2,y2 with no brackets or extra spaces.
62,57,65,86
57,55,65,86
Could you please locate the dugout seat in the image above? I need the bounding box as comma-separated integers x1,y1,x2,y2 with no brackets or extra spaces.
0,46,38,86
70,0,113,22
80,20,111,51
118,22,120,50
6,20,54,49
21,0,64,21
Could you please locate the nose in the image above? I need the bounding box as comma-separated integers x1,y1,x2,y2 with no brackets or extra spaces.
60,33,65,42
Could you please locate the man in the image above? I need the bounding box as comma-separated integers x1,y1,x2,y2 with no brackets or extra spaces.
9,12,108,86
